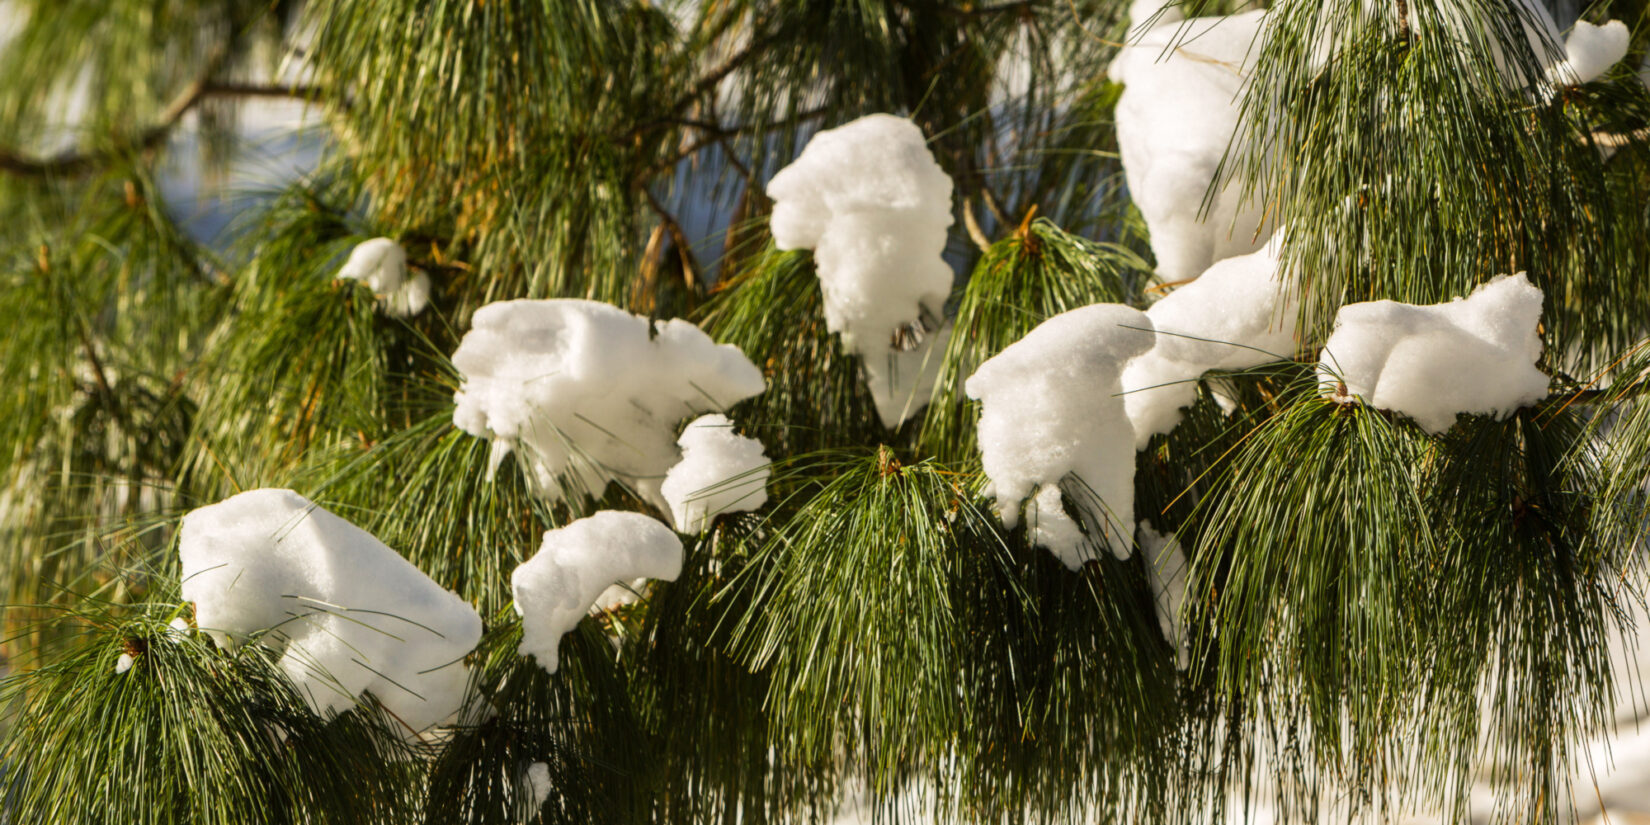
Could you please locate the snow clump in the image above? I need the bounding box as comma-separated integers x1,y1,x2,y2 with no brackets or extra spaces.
661,414,770,533
524,762,553,809
1110,9,1272,283
1123,232,1297,447
177,489,483,732
451,299,765,510
766,114,955,429
512,511,684,674
966,304,1155,568
1547,20,1630,86
336,237,431,318
1317,273,1549,434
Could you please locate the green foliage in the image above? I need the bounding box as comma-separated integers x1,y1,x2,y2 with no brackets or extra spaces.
3,0,1650,823
0,602,414,825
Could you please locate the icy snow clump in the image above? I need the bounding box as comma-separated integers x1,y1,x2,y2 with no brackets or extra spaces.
766,114,955,428
1317,273,1549,434
966,304,1155,568
177,489,482,732
1110,9,1271,283
661,414,770,533
451,299,766,510
1123,232,1297,447
336,237,430,318
512,511,684,673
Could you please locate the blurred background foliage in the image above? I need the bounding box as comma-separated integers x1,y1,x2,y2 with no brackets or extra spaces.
0,0,1648,823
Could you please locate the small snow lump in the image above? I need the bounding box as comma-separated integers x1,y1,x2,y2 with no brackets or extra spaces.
1123,233,1298,448
1317,273,1549,434
336,237,431,318
512,512,684,674
661,414,771,533
966,304,1155,567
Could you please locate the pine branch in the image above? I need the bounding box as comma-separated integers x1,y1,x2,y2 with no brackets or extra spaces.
0,47,231,177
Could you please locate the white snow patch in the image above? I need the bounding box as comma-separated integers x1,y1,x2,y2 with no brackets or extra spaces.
336,238,430,318
766,114,955,428
512,512,683,674
1548,20,1631,86
451,299,765,510
1317,273,1550,434
965,304,1155,567
1123,233,1297,447
1139,525,1190,669
661,414,770,533
177,489,482,732
1109,10,1272,283
524,761,553,809
1128,0,1184,34
114,652,135,674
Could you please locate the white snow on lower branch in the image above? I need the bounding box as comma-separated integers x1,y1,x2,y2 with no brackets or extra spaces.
177,489,482,732
512,511,683,674
1317,273,1549,434
1123,233,1298,447
661,414,770,533
766,114,955,428
966,304,1155,567
336,237,431,318
1138,525,1190,669
451,299,765,510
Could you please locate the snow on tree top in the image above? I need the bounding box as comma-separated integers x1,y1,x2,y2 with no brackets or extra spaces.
765,114,955,428
661,414,770,534
336,237,430,318
1317,273,1550,434
177,488,482,733
450,299,765,510
512,511,684,674
966,304,1155,567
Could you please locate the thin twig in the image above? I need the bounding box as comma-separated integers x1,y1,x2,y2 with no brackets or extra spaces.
0,47,235,177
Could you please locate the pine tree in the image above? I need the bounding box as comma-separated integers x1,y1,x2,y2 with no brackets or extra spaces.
0,0,1647,823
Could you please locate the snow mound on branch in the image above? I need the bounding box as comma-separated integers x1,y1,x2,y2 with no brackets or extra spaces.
1109,10,1271,284
766,114,955,428
451,299,766,510
1123,233,1297,448
965,304,1155,567
336,237,430,318
512,511,683,674
177,489,482,732
1548,20,1630,86
661,414,770,533
1317,273,1549,434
